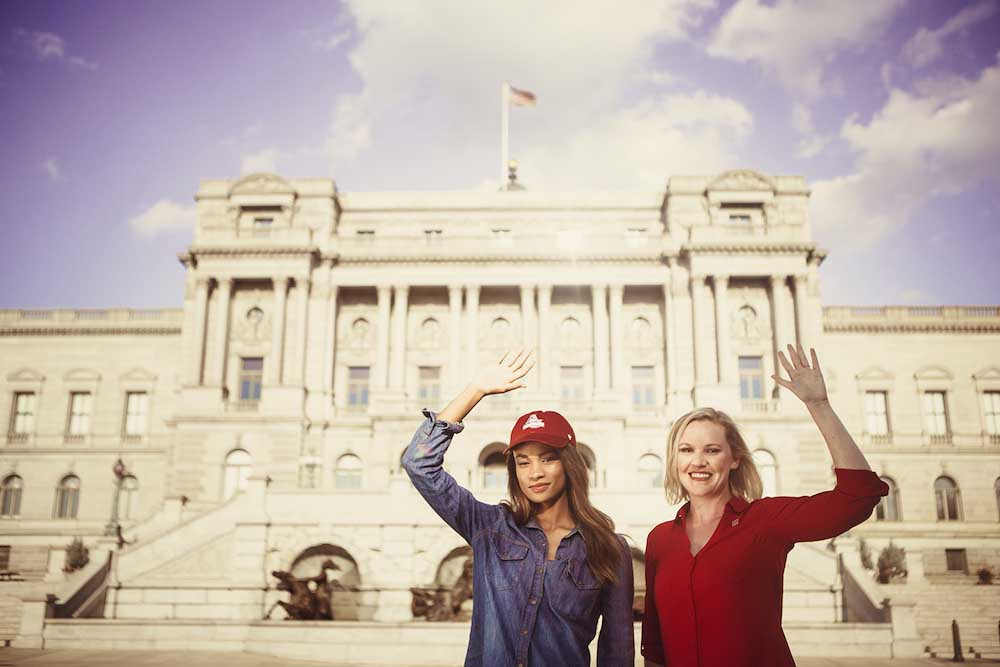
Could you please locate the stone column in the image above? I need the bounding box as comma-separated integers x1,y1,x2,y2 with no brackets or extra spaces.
268,276,289,385
189,276,210,385
714,274,733,384
322,283,339,395
663,268,677,404
520,284,536,350
591,284,609,394
537,284,552,392
211,277,233,387
608,284,625,392
448,286,463,393
690,274,709,387
465,285,480,372
375,285,392,390
294,276,311,385
389,285,409,390
793,273,808,351
769,274,787,396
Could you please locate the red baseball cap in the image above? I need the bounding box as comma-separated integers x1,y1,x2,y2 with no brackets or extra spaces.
504,410,577,455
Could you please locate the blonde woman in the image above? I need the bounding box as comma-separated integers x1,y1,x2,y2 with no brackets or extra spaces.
641,345,888,667
404,351,634,667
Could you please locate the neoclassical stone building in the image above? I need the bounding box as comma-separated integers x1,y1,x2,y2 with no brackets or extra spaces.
1,170,998,662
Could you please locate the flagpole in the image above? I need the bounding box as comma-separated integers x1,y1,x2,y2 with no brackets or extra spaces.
501,82,509,191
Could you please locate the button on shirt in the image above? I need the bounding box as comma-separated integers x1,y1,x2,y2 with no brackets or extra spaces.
641,469,889,667
403,410,635,667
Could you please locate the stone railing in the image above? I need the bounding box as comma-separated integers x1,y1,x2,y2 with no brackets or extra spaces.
824,306,1000,333
0,309,183,334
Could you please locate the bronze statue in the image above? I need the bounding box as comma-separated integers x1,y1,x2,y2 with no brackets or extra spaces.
411,554,474,621
266,558,342,620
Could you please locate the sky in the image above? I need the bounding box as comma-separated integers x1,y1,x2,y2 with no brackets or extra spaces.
1,0,999,308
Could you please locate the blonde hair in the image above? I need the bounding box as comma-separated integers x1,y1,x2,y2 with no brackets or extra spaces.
663,407,763,504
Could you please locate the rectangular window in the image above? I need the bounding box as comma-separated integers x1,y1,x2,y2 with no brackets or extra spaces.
0,545,10,571
423,229,443,244
348,367,370,407
923,391,949,436
864,391,890,436
66,392,92,437
945,548,968,573
728,214,751,224
631,366,655,407
239,358,264,403
560,366,585,402
739,356,764,400
253,217,273,228
418,367,441,406
10,392,36,437
123,391,149,437
356,229,375,238
983,391,1000,436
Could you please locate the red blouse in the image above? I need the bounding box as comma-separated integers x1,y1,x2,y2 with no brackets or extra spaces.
641,468,888,667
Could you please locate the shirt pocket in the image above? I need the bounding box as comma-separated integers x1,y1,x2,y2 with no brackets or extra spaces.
552,558,602,620
487,531,530,591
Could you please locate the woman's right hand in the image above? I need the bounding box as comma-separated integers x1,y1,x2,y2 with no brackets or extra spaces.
472,349,535,396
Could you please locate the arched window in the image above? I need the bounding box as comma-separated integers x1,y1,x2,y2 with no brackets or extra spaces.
335,454,363,490
637,454,662,489
876,476,899,521
120,475,138,521
1,475,23,517
482,450,507,490
934,476,962,521
752,449,777,497
54,474,80,519
223,449,252,500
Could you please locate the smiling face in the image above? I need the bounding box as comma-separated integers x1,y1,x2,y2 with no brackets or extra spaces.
512,442,567,507
676,419,740,501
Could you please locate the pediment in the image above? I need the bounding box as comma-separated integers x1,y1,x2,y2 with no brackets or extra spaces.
120,367,158,383
973,366,1000,381
914,365,953,381
707,169,774,192
856,366,894,381
6,368,45,383
64,368,102,382
229,172,297,197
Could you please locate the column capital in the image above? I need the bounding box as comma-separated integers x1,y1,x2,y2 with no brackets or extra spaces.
793,273,809,286
769,274,787,286
448,285,463,297
713,274,730,286
272,275,290,289
216,276,235,291
519,283,536,293
537,284,553,296
392,284,409,294
608,284,624,298
465,283,480,293
195,276,212,289
591,283,608,294
376,284,393,297
295,275,311,288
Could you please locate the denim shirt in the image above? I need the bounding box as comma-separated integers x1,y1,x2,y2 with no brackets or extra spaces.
403,410,635,667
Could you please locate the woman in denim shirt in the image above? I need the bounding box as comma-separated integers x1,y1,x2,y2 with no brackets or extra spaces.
403,350,635,667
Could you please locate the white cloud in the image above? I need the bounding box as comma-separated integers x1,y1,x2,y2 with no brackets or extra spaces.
129,200,197,237
241,149,280,174
902,1,997,69
708,0,902,98
325,1,715,183
14,28,98,70
317,30,351,51
519,91,752,189
811,55,1000,251
791,104,827,158
42,158,60,181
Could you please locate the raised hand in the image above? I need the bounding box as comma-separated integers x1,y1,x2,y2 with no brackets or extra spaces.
772,343,828,406
472,349,535,396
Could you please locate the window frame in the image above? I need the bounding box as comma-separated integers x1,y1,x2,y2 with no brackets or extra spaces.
65,391,93,439
738,355,765,401
347,366,371,409
934,475,962,521
238,357,264,406
1,474,23,518
53,474,81,520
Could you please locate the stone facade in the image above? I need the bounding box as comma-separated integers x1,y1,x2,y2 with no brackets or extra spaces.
0,170,998,659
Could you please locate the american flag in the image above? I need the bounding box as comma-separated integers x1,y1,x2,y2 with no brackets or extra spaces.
509,86,537,107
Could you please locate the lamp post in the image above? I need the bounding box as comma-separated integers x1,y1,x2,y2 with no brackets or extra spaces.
104,458,128,537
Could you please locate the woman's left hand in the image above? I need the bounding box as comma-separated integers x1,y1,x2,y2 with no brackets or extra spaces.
773,343,828,406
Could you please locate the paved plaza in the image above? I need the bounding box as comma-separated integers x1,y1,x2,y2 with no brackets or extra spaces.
0,650,997,667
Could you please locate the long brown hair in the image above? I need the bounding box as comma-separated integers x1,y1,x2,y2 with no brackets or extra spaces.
501,444,623,586
664,407,764,504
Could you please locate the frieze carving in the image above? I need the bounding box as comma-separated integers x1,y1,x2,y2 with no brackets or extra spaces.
707,169,775,193
235,296,271,342
229,172,297,197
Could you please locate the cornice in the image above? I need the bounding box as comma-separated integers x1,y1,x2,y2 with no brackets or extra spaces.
188,246,319,258
683,242,816,254
823,322,1000,334
0,326,181,337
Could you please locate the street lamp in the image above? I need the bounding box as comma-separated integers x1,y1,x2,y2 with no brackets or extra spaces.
104,458,128,538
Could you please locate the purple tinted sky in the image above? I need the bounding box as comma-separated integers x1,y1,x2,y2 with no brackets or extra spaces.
1,0,998,308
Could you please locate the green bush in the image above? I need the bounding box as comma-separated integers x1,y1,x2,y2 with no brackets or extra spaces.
876,542,907,584
63,537,90,573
